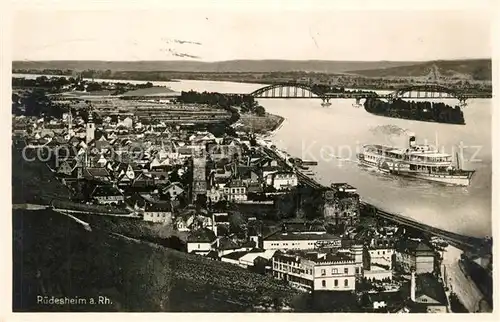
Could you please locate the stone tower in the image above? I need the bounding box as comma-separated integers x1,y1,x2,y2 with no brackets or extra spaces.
192,149,207,202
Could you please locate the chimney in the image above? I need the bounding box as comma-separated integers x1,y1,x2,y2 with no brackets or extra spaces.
409,135,416,148
410,270,416,302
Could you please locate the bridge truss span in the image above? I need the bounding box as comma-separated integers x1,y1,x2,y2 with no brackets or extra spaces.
250,83,321,99
391,84,463,100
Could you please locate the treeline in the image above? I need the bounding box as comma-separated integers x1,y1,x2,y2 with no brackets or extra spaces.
12,89,68,119
310,84,376,95
177,90,265,114
13,76,155,95
364,98,465,125
13,76,75,91
13,68,74,75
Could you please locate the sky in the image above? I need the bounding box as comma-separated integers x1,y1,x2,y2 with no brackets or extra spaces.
12,3,493,62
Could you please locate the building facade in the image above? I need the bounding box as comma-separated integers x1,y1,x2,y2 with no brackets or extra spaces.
192,153,207,201
272,245,363,292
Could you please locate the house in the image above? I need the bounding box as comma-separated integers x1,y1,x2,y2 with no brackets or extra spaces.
143,202,172,224
56,160,78,177
268,172,298,190
118,116,134,128
95,154,108,167
361,291,406,312
208,144,242,161
115,163,136,183
217,237,256,257
263,222,341,251
261,165,281,178
395,240,435,274
187,228,218,255
83,167,112,182
321,187,360,227
174,216,191,232
271,245,363,292
162,182,184,200
238,249,276,268
223,180,247,202
91,185,125,205
126,193,147,212
237,166,260,184
366,246,394,267
409,271,448,313
209,213,229,236
206,187,223,203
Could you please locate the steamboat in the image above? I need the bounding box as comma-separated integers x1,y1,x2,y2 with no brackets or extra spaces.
357,134,475,186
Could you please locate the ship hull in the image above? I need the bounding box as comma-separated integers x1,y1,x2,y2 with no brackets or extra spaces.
357,154,474,186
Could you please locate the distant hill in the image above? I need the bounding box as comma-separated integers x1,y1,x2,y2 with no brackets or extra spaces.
13,60,420,73
346,59,492,81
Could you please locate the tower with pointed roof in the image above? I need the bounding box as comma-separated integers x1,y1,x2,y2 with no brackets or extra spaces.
86,107,95,144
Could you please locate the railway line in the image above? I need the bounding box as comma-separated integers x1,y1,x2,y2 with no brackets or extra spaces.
261,145,489,253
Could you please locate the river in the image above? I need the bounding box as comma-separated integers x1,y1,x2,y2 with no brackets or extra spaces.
13,74,492,238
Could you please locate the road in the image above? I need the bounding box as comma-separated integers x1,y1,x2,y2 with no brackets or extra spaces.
442,246,491,312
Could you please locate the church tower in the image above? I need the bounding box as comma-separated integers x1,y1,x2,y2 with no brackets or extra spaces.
86,107,95,144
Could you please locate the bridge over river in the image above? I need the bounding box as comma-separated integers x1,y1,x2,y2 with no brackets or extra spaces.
248,83,490,107
126,83,490,108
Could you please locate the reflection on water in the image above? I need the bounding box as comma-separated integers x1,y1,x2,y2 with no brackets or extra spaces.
12,74,492,237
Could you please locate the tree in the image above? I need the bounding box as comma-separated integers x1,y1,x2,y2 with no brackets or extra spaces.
255,105,266,116
229,212,245,233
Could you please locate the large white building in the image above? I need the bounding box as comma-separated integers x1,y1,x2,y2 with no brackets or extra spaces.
272,245,363,292
267,172,298,191
186,228,217,255
263,222,341,251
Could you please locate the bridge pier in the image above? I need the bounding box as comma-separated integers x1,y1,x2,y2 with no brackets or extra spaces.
352,97,362,108
321,98,331,107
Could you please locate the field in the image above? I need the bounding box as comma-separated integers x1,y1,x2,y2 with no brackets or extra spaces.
74,213,190,243
13,209,305,312
238,113,284,134
121,86,178,96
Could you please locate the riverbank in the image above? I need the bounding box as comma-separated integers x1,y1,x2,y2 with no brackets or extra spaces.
12,70,492,94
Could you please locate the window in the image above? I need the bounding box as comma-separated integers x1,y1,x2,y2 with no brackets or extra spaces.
322,280,326,288
344,268,349,274
197,244,200,249
332,268,338,274
355,267,360,274
383,251,385,255
334,279,338,287
321,269,326,276
344,279,349,287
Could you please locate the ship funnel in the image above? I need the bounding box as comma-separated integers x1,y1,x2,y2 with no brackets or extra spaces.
408,134,416,148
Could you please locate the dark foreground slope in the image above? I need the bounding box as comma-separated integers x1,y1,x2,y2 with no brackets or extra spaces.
13,209,304,312
12,144,70,204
